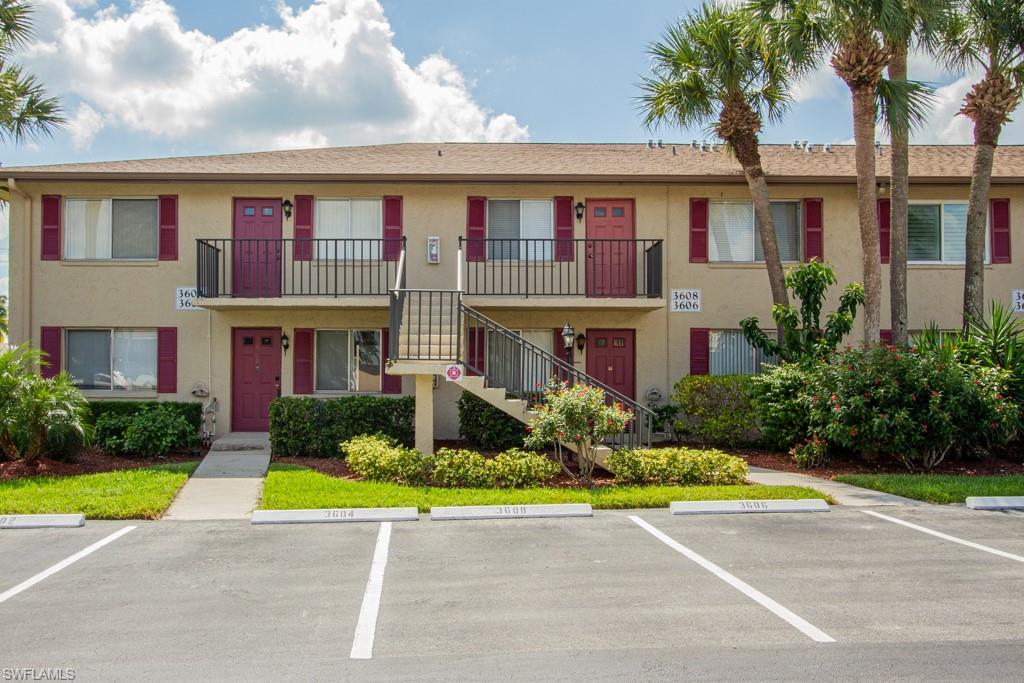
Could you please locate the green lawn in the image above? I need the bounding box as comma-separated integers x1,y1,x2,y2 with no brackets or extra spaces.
835,473,1024,504
261,464,833,511
0,462,198,519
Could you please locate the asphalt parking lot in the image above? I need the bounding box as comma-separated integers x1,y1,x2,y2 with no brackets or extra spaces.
2,506,1024,682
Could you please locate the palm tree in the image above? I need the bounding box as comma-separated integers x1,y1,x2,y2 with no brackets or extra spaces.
639,3,791,317
885,1,946,346
939,0,1024,325
0,1,63,143
754,0,932,345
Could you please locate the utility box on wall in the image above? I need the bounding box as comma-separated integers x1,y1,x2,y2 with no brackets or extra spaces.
427,236,441,264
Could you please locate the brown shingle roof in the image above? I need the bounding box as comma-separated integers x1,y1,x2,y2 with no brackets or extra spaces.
4,142,1024,182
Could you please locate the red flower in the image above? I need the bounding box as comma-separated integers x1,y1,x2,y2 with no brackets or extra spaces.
922,424,928,431
849,427,857,437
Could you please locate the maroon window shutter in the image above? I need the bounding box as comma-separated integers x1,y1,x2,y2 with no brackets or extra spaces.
380,328,401,394
690,198,708,263
158,195,178,261
40,326,61,378
383,196,403,261
878,198,891,264
690,328,710,376
293,196,314,261
157,327,178,393
466,327,485,375
803,198,824,261
41,195,62,261
990,198,1011,264
293,328,314,394
880,329,893,345
554,196,574,262
466,196,487,262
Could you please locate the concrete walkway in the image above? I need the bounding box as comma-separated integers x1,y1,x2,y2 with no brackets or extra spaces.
747,466,926,507
164,449,271,520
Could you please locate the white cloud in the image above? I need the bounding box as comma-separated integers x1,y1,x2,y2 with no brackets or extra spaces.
791,63,845,103
23,0,528,152
67,101,104,149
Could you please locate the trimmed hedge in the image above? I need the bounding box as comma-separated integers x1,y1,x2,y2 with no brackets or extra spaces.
672,375,758,448
604,447,748,486
269,395,415,457
457,391,528,450
341,435,559,488
88,400,203,431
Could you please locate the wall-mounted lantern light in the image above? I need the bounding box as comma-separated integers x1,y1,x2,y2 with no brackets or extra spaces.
574,201,586,222
281,332,290,355
575,333,587,352
281,199,294,219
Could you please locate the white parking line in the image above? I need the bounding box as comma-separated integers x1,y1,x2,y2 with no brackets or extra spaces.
0,526,137,605
862,510,1024,563
350,522,393,660
628,516,834,643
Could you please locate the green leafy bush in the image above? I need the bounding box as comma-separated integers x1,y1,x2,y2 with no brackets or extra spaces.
88,400,202,431
120,406,197,457
807,345,1018,470
94,412,136,454
604,447,748,486
431,448,496,488
457,391,527,450
748,363,811,450
342,435,430,485
672,375,757,448
270,395,415,456
491,448,560,487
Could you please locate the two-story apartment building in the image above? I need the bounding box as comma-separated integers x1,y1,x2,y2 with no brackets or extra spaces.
3,142,1022,450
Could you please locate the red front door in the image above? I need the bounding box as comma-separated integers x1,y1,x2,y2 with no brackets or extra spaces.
586,329,636,400
232,328,282,431
586,199,636,297
233,198,283,298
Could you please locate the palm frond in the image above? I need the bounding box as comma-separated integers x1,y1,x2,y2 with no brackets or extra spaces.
877,77,936,135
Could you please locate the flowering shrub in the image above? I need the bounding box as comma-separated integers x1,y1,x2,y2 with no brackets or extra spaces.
604,447,747,485
806,345,1018,470
790,435,828,469
524,381,633,486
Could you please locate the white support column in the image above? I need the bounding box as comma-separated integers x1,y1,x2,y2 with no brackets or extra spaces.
414,374,435,455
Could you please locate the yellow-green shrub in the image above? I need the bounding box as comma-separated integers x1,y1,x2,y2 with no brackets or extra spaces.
431,448,496,488
341,435,430,485
491,448,560,487
605,447,747,486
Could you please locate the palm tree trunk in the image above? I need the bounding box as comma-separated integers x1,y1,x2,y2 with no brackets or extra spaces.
963,138,995,326
888,43,909,345
851,83,882,345
735,140,790,330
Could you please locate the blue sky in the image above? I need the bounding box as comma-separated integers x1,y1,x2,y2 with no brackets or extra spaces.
0,0,1018,299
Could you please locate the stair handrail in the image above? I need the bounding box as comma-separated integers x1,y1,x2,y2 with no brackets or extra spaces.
460,303,655,448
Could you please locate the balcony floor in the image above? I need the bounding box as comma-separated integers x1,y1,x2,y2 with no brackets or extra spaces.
195,295,390,310
462,295,664,311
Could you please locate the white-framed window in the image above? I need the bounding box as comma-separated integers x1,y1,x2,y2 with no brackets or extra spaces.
314,198,383,260
65,328,157,391
709,200,801,263
315,329,382,392
487,199,554,261
64,198,159,260
487,329,554,390
710,330,777,376
908,201,987,264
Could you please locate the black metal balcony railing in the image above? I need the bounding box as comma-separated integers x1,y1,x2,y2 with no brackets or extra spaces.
196,238,406,298
458,238,663,298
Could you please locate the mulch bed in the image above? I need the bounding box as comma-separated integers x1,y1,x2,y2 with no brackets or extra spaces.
736,447,1024,478
0,448,201,482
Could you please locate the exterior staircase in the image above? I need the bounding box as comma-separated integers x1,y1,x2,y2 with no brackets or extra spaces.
387,285,654,466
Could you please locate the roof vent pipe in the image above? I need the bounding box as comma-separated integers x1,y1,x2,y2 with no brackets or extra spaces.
792,140,800,149
805,143,813,153
672,145,677,156
691,140,698,149
657,139,664,148
824,143,832,153
648,139,655,149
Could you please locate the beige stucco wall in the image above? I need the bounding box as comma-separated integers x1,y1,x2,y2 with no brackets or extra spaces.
7,178,1023,439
